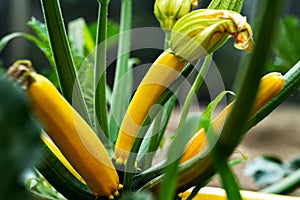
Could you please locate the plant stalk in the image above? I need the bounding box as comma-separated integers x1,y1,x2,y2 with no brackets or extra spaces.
40,0,91,125
94,0,110,140
109,0,132,142
178,54,212,129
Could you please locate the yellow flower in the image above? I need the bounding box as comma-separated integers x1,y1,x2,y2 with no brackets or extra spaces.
171,9,254,62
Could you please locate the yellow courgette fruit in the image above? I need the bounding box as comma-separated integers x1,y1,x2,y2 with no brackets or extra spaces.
27,73,119,198
41,134,86,184
180,72,285,163
181,187,300,200
114,49,186,163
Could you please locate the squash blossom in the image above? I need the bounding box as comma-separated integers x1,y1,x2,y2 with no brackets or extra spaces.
114,9,254,164
171,9,254,62
154,0,199,30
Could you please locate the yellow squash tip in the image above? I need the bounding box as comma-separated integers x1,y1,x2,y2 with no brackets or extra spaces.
118,184,123,190
113,191,119,197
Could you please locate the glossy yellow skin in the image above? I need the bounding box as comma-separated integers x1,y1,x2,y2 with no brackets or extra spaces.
180,72,285,163
181,187,300,200
28,74,119,197
114,50,186,162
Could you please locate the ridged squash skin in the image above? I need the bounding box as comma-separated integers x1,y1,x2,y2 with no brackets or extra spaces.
180,72,285,163
114,50,186,162
27,74,119,197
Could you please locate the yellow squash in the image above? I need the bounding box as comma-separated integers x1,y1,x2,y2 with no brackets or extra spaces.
181,187,300,200
180,72,285,163
114,49,186,163
27,73,119,198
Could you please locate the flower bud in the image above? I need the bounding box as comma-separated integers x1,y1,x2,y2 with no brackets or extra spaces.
154,0,199,30
170,9,254,62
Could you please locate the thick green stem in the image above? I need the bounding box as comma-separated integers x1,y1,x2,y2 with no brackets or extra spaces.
212,156,242,200
40,0,91,124
178,54,212,129
137,0,283,195
216,0,282,156
94,1,109,140
109,0,132,142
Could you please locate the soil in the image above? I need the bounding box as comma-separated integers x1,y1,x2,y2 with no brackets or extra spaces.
161,102,300,197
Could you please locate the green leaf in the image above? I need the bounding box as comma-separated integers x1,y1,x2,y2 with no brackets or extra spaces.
244,156,290,187
0,32,43,53
268,16,300,73
88,20,119,48
68,18,86,57
27,17,55,68
77,58,96,129
27,17,50,45
68,17,93,69
198,90,235,131
67,17,121,132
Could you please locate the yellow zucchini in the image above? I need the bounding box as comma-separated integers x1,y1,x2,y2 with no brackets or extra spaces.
114,49,186,163
180,72,285,163
28,73,119,197
6,61,121,198
181,187,300,200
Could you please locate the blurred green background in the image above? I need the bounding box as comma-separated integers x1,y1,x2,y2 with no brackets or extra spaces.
0,0,299,102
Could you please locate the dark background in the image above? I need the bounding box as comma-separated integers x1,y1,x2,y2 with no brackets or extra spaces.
0,0,299,102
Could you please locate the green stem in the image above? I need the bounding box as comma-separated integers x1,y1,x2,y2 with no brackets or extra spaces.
213,157,242,200
216,0,282,158
158,118,199,200
178,54,212,129
260,168,300,194
94,0,109,140
40,0,91,124
164,30,171,49
208,126,242,200
109,0,132,142
142,108,164,169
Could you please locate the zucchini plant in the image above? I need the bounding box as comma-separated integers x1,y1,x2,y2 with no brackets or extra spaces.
1,0,300,200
